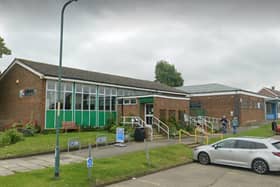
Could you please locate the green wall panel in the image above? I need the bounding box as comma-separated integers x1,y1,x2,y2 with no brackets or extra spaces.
46,110,55,129
64,111,72,122
90,111,97,127
82,111,90,127
75,111,82,126
98,112,105,126
105,112,117,125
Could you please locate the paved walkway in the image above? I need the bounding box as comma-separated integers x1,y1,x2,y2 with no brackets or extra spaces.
0,138,193,176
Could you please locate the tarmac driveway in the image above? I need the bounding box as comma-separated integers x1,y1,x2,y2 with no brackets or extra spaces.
108,163,280,187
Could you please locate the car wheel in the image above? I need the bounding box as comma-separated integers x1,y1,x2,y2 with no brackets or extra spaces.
252,159,268,174
198,152,210,165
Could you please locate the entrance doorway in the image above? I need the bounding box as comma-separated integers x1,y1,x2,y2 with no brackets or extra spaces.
145,104,153,125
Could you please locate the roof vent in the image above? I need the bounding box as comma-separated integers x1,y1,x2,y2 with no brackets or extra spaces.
272,86,275,90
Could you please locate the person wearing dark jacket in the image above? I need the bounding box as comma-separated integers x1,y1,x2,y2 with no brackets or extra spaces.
220,115,228,134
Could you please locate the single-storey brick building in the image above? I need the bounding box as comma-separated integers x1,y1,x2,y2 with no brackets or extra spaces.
0,58,189,130
258,87,280,120
178,83,266,125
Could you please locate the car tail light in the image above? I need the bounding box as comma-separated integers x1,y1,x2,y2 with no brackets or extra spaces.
272,152,280,157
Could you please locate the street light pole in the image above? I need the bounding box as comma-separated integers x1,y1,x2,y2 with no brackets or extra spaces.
55,0,78,178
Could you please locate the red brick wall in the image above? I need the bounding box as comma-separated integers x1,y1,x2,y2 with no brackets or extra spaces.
0,64,46,129
190,94,265,125
190,95,235,118
153,97,189,121
117,103,140,117
117,97,190,122
239,95,265,124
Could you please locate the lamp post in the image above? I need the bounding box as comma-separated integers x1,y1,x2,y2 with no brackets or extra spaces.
55,0,78,178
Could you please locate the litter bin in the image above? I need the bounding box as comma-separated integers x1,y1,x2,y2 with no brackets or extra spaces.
272,121,277,131
134,127,145,142
144,125,153,141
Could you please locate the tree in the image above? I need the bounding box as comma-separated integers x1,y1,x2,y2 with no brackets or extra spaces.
155,60,184,87
0,36,11,58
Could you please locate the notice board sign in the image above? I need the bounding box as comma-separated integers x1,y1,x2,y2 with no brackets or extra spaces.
116,127,125,143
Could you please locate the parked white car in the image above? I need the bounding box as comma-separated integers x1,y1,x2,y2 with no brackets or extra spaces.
193,137,280,174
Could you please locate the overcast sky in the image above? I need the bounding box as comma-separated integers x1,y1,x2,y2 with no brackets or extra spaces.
1,0,280,92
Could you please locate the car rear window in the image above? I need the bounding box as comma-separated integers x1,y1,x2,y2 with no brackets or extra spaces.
273,142,280,150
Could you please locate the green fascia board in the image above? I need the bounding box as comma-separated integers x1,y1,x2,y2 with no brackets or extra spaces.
139,97,154,104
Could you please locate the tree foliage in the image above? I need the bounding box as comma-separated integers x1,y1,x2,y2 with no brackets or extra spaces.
155,60,184,87
0,36,11,58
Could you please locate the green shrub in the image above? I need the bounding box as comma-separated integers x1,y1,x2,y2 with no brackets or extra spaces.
0,133,11,146
109,124,118,133
21,124,36,137
5,129,24,144
105,117,116,132
167,116,180,130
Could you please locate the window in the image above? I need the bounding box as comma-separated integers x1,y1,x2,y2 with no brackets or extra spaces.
131,98,137,104
178,110,185,122
90,86,96,94
236,140,255,149
75,93,82,109
255,142,267,149
99,87,105,95
65,83,72,91
83,85,90,94
272,142,280,150
76,84,82,93
111,97,116,111
83,94,89,110
99,96,104,110
65,93,72,110
47,91,56,109
159,109,167,122
105,87,111,96
22,89,36,96
111,88,117,96
124,99,130,105
90,95,96,110
105,96,110,111
216,139,236,149
257,102,261,109
168,110,176,119
47,81,55,90
117,89,124,96
117,99,123,105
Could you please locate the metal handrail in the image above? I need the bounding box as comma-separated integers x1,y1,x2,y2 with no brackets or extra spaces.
178,129,209,145
189,116,221,134
195,127,224,140
152,116,170,140
120,116,145,128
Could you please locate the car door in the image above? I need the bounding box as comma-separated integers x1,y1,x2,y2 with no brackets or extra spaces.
233,140,266,168
210,139,237,165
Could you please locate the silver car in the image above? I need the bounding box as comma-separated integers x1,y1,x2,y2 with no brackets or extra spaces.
193,137,280,174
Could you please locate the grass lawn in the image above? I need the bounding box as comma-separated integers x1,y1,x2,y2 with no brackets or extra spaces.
209,123,274,144
0,144,192,187
0,131,115,159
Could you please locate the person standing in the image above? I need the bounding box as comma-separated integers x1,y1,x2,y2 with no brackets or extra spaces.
231,117,238,134
220,115,228,134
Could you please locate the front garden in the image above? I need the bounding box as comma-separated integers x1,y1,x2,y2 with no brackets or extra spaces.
0,130,115,159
